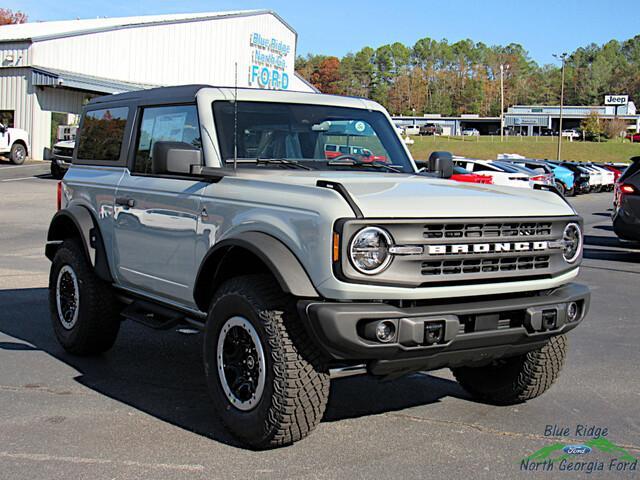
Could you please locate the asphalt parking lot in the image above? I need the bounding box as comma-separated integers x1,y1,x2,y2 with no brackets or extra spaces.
0,160,638,479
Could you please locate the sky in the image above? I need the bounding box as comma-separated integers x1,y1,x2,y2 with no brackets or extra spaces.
6,0,640,65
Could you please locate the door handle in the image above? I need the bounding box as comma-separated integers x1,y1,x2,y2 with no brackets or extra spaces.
115,197,135,208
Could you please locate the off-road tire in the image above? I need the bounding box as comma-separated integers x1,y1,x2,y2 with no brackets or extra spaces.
204,274,329,449
49,239,120,355
452,335,567,405
9,143,27,165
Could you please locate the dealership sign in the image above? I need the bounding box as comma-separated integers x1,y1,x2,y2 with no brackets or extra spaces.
604,95,628,106
248,33,291,90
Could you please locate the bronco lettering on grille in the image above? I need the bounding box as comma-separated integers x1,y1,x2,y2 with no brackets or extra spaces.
426,241,553,255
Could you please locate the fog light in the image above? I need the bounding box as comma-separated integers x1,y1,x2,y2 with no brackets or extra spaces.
567,302,579,322
375,321,396,343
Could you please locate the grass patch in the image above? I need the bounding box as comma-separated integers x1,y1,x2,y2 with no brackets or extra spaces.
407,136,640,163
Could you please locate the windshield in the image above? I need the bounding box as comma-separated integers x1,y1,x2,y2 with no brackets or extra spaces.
493,161,532,175
212,101,414,173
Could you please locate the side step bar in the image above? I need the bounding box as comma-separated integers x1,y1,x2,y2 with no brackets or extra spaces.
121,300,186,330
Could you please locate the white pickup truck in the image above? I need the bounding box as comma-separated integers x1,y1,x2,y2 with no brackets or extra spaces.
0,123,30,164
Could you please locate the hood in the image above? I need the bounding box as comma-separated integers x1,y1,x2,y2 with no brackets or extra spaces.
236,170,574,218
54,140,76,148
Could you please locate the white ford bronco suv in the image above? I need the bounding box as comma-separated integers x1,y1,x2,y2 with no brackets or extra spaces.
46,85,589,449
0,122,29,164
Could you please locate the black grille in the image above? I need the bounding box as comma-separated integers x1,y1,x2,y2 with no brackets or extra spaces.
421,255,551,276
53,147,73,157
423,222,552,239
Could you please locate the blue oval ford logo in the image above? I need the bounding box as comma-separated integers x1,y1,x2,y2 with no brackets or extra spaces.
563,445,592,455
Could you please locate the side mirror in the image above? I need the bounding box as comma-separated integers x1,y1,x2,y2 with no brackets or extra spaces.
151,141,201,175
0,124,6,134
428,151,453,179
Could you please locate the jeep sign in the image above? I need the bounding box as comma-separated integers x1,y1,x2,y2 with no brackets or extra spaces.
604,95,628,106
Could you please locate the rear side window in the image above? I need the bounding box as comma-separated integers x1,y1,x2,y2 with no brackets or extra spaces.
76,107,129,162
619,159,640,183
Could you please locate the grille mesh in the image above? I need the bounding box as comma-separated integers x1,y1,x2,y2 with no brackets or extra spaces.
423,222,552,239
421,255,551,276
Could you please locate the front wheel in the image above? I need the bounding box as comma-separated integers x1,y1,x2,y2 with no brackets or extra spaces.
10,143,27,165
555,181,566,196
452,335,567,405
204,275,329,449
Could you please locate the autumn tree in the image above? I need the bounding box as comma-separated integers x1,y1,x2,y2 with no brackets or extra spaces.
295,35,640,118
581,111,604,141
0,8,27,25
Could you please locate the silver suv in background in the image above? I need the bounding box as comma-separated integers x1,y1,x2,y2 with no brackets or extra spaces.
46,85,589,449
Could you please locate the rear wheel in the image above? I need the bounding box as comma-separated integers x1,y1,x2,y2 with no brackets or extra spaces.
9,143,26,165
49,239,121,355
204,274,329,449
555,181,566,196
452,335,567,405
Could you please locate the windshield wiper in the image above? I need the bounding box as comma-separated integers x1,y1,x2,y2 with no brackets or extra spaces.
326,158,403,173
224,158,313,170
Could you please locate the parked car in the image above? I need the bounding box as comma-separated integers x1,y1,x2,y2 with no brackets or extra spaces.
51,140,75,179
547,161,590,195
419,123,443,136
324,144,388,163
453,158,530,188
584,163,615,191
450,165,493,184
462,128,480,136
561,129,581,140
0,122,30,164
45,85,589,449
498,157,575,196
493,161,555,190
402,125,420,136
603,164,624,183
613,156,640,240
581,164,604,192
624,132,640,142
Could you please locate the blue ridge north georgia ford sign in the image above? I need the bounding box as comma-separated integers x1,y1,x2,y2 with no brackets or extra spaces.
249,32,291,90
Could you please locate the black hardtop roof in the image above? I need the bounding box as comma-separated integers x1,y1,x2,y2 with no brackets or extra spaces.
88,84,212,106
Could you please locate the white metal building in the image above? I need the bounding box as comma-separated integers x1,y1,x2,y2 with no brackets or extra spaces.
0,10,315,159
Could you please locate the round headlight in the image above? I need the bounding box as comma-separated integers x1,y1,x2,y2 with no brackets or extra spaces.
562,223,582,263
349,227,393,274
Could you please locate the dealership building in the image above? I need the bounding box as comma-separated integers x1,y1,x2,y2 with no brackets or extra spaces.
0,10,315,159
393,101,640,136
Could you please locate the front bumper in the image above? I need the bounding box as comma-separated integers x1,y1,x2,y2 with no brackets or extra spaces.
299,283,589,376
51,156,71,169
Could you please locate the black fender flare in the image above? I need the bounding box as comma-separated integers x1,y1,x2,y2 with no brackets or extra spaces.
45,205,113,282
193,232,319,311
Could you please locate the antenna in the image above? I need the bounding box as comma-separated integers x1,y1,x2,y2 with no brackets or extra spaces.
233,62,238,172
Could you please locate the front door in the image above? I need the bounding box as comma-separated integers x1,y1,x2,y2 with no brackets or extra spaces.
112,104,206,306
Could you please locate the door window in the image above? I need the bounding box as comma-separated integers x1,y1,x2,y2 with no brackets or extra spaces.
133,105,201,174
